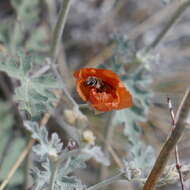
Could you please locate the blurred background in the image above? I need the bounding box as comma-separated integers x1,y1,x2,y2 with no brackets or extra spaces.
0,0,190,189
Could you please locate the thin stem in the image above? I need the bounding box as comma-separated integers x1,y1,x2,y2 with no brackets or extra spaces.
145,0,190,52
100,111,116,179
143,88,190,190
167,97,185,190
47,0,80,109
50,0,72,60
87,171,124,190
49,150,80,190
49,60,78,108
0,139,34,190
107,145,123,169
49,160,59,190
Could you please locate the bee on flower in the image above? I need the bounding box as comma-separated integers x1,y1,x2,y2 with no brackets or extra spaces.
74,68,132,112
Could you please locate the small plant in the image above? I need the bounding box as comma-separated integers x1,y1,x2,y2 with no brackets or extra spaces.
24,121,109,189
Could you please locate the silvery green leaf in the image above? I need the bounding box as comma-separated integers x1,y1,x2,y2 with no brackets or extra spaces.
17,50,32,75
32,144,47,158
123,160,142,180
82,146,110,166
30,166,50,190
0,60,22,79
126,143,155,171
29,90,49,102
30,157,51,189
41,159,50,171
24,121,39,135
56,176,84,190
49,133,63,153
24,121,64,158
60,156,86,175
113,109,143,141
0,52,60,118
24,121,48,145
26,26,49,51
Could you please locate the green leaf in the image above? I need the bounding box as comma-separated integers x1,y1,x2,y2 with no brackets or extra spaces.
0,52,60,118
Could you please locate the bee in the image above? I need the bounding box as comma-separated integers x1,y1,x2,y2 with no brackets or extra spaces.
85,76,105,91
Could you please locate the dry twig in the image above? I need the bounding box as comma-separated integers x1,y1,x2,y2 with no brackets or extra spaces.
0,140,34,190
143,88,190,190
167,97,185,190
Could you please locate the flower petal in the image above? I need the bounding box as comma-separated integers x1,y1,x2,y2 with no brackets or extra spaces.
88,89,119,111
74,68,120,87
76,80,89,101
117,86,133,109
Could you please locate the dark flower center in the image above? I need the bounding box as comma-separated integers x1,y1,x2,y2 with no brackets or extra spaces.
85,76,112,93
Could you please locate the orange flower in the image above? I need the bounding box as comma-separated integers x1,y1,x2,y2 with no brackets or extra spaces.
74,68,132,112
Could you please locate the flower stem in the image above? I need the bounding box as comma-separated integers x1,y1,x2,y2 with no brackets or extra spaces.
50,0,72,60
100,111,118,179
87,172,124,190
48,0,81,110
49,160,59,190
145,0,190,52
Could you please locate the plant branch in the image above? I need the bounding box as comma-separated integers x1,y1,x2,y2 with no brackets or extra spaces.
167,97,185,190
87,171,124,190
49,159,59,190
143,88,190,190
50,0,72,60
145,0,190,52
0,139,34,190
47,0,81,110
49,60,79,109
100,111,116,179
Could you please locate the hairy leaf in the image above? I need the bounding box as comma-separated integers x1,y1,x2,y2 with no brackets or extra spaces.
0,52,60,118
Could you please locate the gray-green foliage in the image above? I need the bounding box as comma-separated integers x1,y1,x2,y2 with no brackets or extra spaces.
0,51,60,119
24,121,111,190
0,102,14,129
24,121,86,190
10,0,49,51
82,146,110,166
128,143,155,170
0,0,54,119
25,121,63,157
0,102,26,185
0,0,49,52
99,35,155,170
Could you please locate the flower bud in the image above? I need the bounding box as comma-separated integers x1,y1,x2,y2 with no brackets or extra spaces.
82,130,96,145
